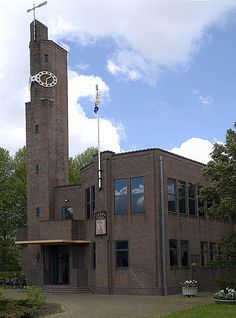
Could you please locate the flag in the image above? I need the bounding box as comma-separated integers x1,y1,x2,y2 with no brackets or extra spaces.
94,84,100,114
94,103,99,114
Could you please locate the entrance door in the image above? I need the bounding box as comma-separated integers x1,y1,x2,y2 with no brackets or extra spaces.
45,246,69,285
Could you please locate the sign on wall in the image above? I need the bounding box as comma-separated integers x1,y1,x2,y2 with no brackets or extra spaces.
95,211,107,236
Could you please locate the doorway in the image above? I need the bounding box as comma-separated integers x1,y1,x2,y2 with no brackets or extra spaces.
44,245,69,285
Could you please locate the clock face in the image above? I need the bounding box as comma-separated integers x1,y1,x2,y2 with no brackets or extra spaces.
31,71,57,87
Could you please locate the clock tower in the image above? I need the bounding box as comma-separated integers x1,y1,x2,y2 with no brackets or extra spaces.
24,20,68,282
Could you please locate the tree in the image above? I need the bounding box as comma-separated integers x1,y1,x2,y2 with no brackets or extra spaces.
0,147,26,270
201,122,236,266
69,147,98,184
0,146,97,269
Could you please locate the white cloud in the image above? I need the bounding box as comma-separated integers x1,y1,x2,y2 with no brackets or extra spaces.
170,138,214,164
199,94,214,105
45,0,235,82
0,0,235,153
68,71,123,156
190,87,214,105
107,50,154,83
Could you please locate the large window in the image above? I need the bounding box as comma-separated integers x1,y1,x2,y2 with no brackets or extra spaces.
131,177,144,212
200,241,208,266
85,186,95,219
178,181,187,214
115,179,128,213
116,240,128,268
188,183,196,215
169,239,178,267
168,179,176,213
180,240,189,267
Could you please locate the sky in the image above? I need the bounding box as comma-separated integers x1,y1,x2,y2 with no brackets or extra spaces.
0,0,236,164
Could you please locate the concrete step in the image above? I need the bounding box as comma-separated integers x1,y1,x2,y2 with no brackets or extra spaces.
42,285,93,294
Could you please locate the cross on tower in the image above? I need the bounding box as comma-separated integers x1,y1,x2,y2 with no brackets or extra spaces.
27,1,47,40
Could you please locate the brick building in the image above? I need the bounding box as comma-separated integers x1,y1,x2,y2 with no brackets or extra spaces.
16,20,232,295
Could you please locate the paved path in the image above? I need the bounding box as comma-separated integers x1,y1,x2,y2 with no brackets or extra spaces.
4,289,214,318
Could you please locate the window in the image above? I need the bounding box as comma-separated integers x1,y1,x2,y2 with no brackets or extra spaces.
218,245,223,260
35,207,40,217
36,164,39,174
178,181,187,214
169,239,178,267
131,177,144,212
44,54,48,62
36,253,40,263
180,240,189,267
61,207,73,220
115,179,128,213
188,183,196,215
85,186,95,219
34,124,39,133
209,242,217,262
200,241,208,266
91,185,95,214
197,186,205,218
116,240,128,268
92,242,96,268
167,179,176,213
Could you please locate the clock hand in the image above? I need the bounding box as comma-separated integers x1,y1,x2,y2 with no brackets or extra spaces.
45,75,52,84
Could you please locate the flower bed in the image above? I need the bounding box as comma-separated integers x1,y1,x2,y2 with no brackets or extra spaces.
213,287,236,304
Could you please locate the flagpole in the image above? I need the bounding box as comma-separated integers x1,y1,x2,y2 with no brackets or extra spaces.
97,111,102,190
95,85,102,190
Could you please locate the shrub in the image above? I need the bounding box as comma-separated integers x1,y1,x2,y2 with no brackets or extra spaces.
24,285,46,308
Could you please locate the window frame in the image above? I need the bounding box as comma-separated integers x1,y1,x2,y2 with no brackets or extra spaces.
188,183,196,216
116,240,129,268
200,241,208,266
180,240,189,267
61,206,73,220
197,186,206,218
85,186,95,220
209,242,217,262
169,239,178,267
92,242,96,269
114,179,129,214
178,180,187,214
167,178,177,213
35,207,40,217
131,176,145,213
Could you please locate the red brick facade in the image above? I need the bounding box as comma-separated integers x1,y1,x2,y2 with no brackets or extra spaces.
18,21,233,295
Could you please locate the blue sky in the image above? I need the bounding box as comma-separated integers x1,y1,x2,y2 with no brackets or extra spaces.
0,0,236,163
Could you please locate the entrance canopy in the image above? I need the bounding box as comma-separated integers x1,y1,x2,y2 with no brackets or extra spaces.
15,239,90,245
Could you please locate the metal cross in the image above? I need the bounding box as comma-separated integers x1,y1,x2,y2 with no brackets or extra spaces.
27,1,47,40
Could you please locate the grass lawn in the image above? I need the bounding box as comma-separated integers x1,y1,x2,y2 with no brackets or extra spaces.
162,304,236,318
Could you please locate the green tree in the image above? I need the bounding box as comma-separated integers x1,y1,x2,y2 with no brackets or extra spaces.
0,147,27,270
69,147,98,184
0,145,97,269
201,123,236,266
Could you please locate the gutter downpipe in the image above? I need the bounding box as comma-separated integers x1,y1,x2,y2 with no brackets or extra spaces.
160,155,168,295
